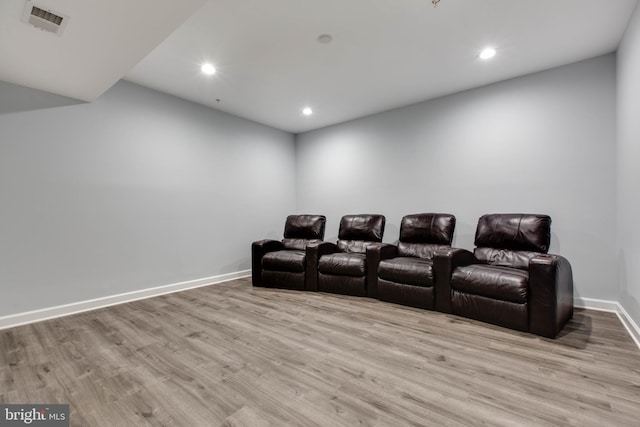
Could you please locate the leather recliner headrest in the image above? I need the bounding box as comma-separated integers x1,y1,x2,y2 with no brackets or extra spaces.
399,213,455,245
338,214,385,242
474,213,551,253
284,215,326,240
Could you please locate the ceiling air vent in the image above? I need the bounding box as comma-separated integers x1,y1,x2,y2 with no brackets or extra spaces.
22,0,69,36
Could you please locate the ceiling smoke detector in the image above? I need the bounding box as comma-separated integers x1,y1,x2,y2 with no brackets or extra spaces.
22,0,69,36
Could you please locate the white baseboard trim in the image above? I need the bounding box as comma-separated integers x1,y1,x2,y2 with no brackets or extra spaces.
574,297,619,312
615,303,640,350
575,297,640,350
0,270,250,331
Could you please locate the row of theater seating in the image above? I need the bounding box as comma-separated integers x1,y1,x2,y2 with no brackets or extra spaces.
251,213,574,338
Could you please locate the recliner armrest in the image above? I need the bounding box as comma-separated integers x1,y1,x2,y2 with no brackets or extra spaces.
251,239,284,287
367,242,398,260
305,242,338,291
253,239,285,251
366,243,398,298
433,248,478,313
529,254,574,338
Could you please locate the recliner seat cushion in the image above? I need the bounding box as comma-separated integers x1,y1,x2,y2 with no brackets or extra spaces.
451,264,528,303
337,240,377,254
282,238,321,251
318,253,366,276
397,242,446,260
474,247,540,270
262,250,306,273
378,257,434,287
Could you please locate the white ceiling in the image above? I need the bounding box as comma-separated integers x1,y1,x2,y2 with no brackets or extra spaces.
0,0,206,101
125,0,638,133
2,0,638,133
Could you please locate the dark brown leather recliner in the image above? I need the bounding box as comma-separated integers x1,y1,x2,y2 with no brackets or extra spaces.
434,213,573,338
252,214,326,291
310,214,385,297
373,213,456,310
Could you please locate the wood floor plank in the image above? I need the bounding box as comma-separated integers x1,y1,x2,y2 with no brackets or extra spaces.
1,277,640,426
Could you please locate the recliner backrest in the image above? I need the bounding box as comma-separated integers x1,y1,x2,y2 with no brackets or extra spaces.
474,213,551,270
337,214,385,253
397,213,456,259
282,214,327,250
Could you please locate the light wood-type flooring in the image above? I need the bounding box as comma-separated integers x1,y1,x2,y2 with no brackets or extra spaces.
1,277,639,426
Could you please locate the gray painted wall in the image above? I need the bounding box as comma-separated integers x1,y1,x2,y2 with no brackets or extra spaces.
0,80,83,115
617,3,640,325
0,80,296,316
0,53,625,319
296,54,618,303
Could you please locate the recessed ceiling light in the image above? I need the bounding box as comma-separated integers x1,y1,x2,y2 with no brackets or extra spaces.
201,63,216,75
479,48,496,60
302,107,313,116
